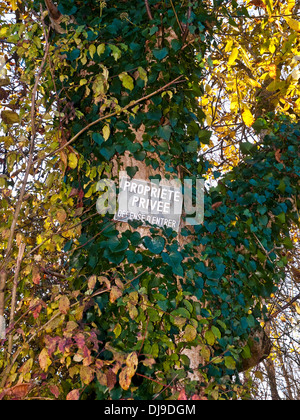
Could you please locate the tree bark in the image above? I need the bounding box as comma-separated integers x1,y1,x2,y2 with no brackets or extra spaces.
264,358,281,400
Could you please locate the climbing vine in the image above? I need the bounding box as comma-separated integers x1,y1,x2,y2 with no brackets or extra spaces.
0,0,300,400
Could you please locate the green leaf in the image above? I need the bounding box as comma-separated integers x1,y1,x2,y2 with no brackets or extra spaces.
277,212,286,224
183,325,197,342
109,44,122,61
1,110,19,124
171,308,191,320
205,330,215,346
199,130,212,144
144,236,165,254
224,356,236,370
211,326,221,340
158,125,172,141
153,48,169,61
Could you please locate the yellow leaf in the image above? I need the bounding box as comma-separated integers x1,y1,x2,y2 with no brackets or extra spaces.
268,64,277,80
9,0,18,11
286,18,300,32
56,208,67,224
110,286,122,303
286,0,295,12
119,352,138,391
80,366,94,385
59,295,70,314
228,48,239,66
68,153,78,169
242,109,254,127
39,348,52,372
103,124,110,141
183,325,197,342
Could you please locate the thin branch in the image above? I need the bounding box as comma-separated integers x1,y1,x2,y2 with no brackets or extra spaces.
144,0,153,20
270,293,300,319
8,243,26,354
46,75,185,159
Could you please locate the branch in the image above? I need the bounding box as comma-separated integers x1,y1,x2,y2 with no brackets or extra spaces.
270,293,300,319
47,75,185,159
1,20,50,269
144,0,153,20
8,243,26,354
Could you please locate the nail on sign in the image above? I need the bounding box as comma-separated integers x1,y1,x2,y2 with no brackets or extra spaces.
114,178,183,232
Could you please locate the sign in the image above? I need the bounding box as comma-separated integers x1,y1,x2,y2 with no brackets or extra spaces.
114,178,183,232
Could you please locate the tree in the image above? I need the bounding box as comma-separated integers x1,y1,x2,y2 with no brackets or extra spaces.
0,0,300,401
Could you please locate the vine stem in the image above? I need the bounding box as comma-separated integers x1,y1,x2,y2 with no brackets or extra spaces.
46,75,185,159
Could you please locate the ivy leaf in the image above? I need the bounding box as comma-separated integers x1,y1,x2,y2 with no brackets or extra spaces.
158,125,172,141
144,236,165,254
153,48,169,61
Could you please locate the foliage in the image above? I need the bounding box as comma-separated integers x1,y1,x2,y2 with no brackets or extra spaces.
0,0,300,401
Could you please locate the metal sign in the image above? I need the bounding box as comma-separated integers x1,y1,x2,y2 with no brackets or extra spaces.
114,178,183,232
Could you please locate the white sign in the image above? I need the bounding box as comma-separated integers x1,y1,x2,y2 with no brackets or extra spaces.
114,178,183,232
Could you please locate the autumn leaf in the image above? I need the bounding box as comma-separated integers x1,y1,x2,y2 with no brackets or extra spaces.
286,18,300,32
103,124,110,141
66,389,80,400
7,0,18,11
110,286,123,303
80,366,94,385
3,384,32,400
32,265,41,285
68,153,78,169
119,352,138,390
39,348,52,372
183,324,197,342
59,295,70,314
242,109,254,127
1,110,19,124
178,389,188,400
228,48,239,66
56,208,67,224
268,64,277,80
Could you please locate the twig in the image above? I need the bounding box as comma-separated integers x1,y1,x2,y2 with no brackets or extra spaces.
270,293,300,319
46,75,185,160
144,0,153,20
153,374,179,400
169,0,183,33
8,243,26,354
